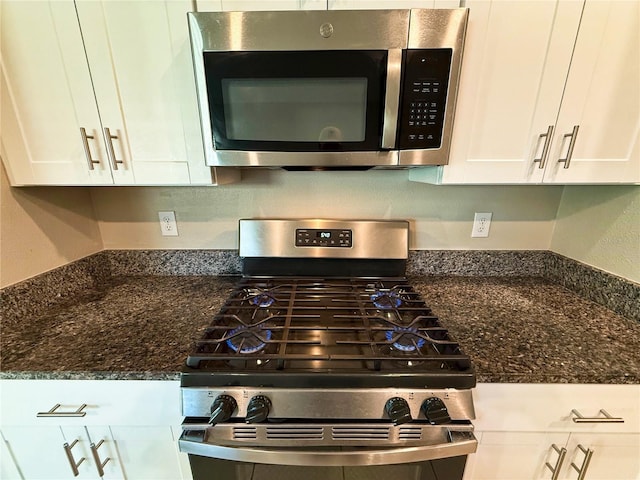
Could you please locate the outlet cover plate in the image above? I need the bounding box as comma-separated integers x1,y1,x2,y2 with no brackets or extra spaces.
158,211,179,237
471,212,492,238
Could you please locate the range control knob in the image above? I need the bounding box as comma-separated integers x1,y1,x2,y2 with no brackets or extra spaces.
421,397,451,425
209,394,237,425
246,395,271,424
385,397,412,425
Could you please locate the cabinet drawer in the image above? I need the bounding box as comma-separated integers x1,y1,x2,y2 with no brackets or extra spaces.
0,380,182,426
472,384,640,433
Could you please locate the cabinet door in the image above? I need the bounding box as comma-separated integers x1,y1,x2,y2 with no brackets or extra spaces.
464,431,570,480
561,433,640,480
0,1,113,185
76,0,203,185
431,0,583,184
197,1,327,11
108,426,184,480
221,0,326,9
329,1,455,8
543,0,640,184
0,431,22,479
1,426,97,479
84,426,125,480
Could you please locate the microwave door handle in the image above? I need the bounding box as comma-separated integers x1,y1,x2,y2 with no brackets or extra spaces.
381,49,403,149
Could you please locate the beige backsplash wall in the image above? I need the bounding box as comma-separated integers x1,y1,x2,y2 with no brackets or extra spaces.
2,165,637,286
91,169,563,251
0,162,103,288
551,185,640,283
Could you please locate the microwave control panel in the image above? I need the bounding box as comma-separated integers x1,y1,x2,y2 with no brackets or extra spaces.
295,229,352,248
397,49,453,150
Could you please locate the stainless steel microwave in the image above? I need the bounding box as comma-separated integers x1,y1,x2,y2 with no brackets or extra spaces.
187,9,468,169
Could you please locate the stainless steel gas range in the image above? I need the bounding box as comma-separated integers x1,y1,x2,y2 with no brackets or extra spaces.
179,219,477,480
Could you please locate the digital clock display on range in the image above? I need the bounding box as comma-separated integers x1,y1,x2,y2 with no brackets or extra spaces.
295,228,352,247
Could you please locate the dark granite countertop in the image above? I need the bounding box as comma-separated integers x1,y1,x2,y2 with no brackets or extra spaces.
1,274,638,384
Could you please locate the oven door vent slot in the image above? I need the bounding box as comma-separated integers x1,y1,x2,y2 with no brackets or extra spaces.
398,426,423,440
332,427,391,441
266,427,324,440
233,427,257,439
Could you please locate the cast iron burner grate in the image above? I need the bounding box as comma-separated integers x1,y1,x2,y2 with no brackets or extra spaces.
185,277,471,375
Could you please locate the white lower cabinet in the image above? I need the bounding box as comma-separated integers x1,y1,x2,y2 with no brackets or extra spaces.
562,433,640,480
0,380,188,480
0,426,113,479
464,432,570,479
464,384,640,480
108,426,184,480
466,432,640,480
0,431,22,479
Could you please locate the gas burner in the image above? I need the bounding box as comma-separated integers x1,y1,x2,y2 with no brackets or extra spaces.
226,326,272,354
385,327,426,352
242,288,277,308
370,288,404,309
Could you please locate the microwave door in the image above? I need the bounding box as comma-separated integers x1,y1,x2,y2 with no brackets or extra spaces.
200,50,396,167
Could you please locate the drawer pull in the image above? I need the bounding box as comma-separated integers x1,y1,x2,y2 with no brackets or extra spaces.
63,439,86,476
545,443,567,480
37,404,87,417
571,444,593,480
90,440,111,477
571,408,624,423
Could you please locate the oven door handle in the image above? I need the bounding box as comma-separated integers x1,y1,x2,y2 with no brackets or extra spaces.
179,431,477,467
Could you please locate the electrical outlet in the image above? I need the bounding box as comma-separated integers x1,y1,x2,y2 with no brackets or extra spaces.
158,211,179,237
471,212,492,238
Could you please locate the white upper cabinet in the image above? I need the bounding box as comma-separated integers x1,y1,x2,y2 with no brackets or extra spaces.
410,0,640,185
1,1,114,185
74,0,215,185
1,0,238,186
198,1,461,12
543,0,640,184
197,1,328,11
329,1,460,9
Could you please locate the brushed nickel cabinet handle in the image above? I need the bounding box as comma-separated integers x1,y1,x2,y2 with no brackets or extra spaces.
533,125,554,169
545,443,567,480
557,125,579,169
571,409,624,423
104,127,124,170
37,404,87,417
571,444,593,480
90,440,111,477
80,128,100,170
63,439,86,477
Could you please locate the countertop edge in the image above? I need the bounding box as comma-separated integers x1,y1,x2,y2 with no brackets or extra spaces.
0,371,181,381
1,371,638,385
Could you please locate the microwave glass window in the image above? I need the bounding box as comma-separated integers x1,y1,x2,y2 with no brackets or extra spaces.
222,78,367,143
204,50,386,151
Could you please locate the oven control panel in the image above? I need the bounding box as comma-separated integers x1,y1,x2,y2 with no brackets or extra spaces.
183,388,475,422
295,228,352,248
